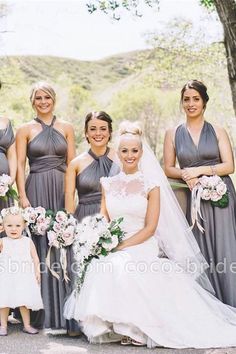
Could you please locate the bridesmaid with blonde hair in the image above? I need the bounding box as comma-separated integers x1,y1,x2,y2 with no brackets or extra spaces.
16,81,76,330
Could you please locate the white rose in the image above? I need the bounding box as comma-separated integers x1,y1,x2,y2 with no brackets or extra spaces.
0,174,12,185
199,176,210,188
102,236,119,251
0,185,8,196
210,190,221,202
201,188,211,200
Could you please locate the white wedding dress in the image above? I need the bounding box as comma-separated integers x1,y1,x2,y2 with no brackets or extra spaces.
64,171,236,349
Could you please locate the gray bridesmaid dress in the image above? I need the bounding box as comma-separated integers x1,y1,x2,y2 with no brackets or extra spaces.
74,148,119,221
26,116,71,329
0,121,15,212
66,147,119,332
0,121,15,238
175,121,236,307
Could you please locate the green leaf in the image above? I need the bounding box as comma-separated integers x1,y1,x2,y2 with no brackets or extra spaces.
211,193,229,208
170,182,189,189
101,248,108,256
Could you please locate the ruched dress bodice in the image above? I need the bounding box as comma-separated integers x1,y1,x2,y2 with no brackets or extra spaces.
26,116,67,210
74,148,119,221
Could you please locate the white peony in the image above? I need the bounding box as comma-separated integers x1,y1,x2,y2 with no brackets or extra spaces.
102,235,119,251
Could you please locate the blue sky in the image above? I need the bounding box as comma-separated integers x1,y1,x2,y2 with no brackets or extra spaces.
0,0,222,60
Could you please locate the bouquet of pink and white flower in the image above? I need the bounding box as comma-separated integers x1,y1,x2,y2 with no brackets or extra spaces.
47,210,77,248
198,175,228,208
46,210,77,282
73,214,125,292
0,174,18,201
191,175,228,233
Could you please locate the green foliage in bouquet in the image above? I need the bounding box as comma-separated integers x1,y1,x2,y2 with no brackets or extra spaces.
211,193,229,208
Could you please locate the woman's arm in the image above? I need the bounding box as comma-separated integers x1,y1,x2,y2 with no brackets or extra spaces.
65,159,78,213
182,126,235,180
6,142,17,183
0,239,3,252
100,187,110,221
30,239,40,284
16,126,31,208
164,129,183,179
65,123,76,164
116,187,160,250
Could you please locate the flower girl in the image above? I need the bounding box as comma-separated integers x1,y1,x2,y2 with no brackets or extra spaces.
0,207,43,336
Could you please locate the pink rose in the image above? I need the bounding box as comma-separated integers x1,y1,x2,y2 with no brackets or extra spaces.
201,188,211,200
55,211,68,223
210,190,221,202
216,182,227,196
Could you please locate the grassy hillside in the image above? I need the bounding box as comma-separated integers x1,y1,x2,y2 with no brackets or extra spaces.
0,45,235,160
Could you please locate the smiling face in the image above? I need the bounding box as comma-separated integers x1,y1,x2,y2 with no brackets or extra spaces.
33,89,54,116
3,214,25,240
85,118,110,148
118,135,143,174
182,88,205,119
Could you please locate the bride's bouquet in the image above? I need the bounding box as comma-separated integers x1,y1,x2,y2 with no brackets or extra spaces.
73,214,125,292
46,210,77,282
191,175,228,232
0,174,18,201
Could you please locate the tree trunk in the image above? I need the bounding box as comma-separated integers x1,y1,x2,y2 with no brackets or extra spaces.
214,0,236,116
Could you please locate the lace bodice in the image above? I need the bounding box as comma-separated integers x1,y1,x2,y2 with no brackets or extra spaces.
101,171,158,237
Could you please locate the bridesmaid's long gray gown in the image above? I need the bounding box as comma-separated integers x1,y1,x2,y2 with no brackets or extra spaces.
66,147,119,332
0,121,15,212
0,121,15,238
26,116,73,329
175,121,236,307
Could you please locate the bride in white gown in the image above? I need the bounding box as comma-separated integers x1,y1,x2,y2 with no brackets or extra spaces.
64,121,236,349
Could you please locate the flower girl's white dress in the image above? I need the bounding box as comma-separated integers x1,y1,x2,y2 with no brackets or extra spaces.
0,236,43,310
64,171,236,349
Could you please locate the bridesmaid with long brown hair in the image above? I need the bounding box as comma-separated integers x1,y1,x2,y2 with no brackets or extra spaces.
16,81,76,330
164,80,236,307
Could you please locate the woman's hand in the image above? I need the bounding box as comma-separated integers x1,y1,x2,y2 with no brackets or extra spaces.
181,167,200,181
35,270,41,285
19,196,31,208
114,241,126,251
185,178,199,191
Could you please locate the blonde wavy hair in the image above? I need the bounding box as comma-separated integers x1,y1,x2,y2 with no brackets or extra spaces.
30,81,56,106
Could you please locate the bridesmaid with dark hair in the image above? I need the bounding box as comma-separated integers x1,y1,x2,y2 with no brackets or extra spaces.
0,117,16,236
16,81,76,330
64,111,119,335
65,111,119,221
164,79,236,307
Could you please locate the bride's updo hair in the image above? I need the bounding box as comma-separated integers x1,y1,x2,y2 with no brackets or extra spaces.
117,121,143,148
118,120,143,137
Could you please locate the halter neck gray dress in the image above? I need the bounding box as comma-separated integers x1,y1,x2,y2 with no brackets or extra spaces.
0,121,15,212
74,148,119,221
66,148,119,332
175,121,236,307
26,116,70,329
